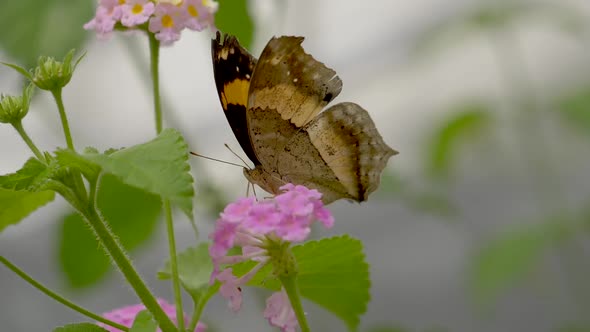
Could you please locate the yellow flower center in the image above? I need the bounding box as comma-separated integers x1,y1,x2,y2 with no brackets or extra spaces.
161,14,174,28
119,0,126,4
132,4,143,14
187,5,199,17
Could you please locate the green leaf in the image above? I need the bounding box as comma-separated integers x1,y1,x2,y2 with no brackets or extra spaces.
0,188,54,232
0,157,53,191
470,219,571,304
130,310,157,332
59,174,161,288
243,236,370,331
53,323,108,332
426,105,491,179
55,148,101,181
1,62,33,80
158,243,213,302
0,0,94,70
215,0,254,49
295,236,370,331
84,128,194,220
558,86,590,135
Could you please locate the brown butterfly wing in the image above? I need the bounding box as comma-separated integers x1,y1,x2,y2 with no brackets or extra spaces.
245,102,396,203
211,32,260,165
244,106,355,204
305,102,398,201
247,36,343,127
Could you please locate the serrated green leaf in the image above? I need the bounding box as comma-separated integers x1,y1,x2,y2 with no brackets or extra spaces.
0,157,52,191
241,236,370,331
558,86,590,135
470,219,571,304
55,149,101,181
85,128,194,220
130,310,157,332
158,243,213,301
295,236,370,331
427,105,491,179
59,174,161,288
0,0,93,70
215,0,254,49
0,188,54,232
53,323,108,332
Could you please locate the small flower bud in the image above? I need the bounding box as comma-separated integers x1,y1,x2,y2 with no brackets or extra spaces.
32,50,85,91
0,84,35,124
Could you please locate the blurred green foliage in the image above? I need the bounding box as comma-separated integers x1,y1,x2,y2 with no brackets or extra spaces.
215,0,254,49
0,0,93,70
559,86,590,135
426,103,492,180
469,215,577,304
58,174,161,288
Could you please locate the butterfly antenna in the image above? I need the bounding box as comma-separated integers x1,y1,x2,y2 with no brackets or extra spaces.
189,151,244,168
224,143,251,169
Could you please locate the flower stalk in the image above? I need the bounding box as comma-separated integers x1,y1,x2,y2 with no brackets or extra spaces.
280,275,311,332
11,121,45,162
51,88,74,150
81,176,178,332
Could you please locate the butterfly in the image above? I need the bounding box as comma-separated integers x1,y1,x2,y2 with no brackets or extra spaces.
211,32,397,204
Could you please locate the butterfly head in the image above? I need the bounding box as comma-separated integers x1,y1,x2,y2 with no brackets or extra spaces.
243,166,284,196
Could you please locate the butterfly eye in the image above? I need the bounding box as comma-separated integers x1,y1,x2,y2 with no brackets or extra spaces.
323,92,333,103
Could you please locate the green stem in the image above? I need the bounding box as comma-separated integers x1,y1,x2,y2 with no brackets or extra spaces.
280,275,311,332
188,302,203,332
164,200,184,331
11,120,45,162
84,176,178,332
148,32,186,330
148,33,163,134
51,88,74,150
0,256,128,332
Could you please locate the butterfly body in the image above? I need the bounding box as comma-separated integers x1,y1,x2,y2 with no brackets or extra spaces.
212,32,397,204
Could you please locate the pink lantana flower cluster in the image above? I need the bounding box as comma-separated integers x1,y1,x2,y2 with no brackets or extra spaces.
209,183,334,332
99,298,206,331
84,0,218,44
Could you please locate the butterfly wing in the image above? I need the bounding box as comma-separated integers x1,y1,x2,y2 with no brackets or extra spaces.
303,102,397,201
247,36,343,127
245,106,356,203
211,32,260,165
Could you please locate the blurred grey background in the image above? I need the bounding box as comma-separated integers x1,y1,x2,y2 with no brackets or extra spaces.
2,0,590,331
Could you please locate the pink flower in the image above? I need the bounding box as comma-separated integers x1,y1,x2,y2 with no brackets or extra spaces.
274,214,311,242
182,0,218,31
264,289,298,332
84,0,123,38
242,203,281,233
222,197,255,223
216,268,242,312
208,218,239,259
99,298,206,332
208,183,333,329
148,3,185,44
120,0,155,27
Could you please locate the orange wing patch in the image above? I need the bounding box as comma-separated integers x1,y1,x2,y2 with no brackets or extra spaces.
220,78,250,109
